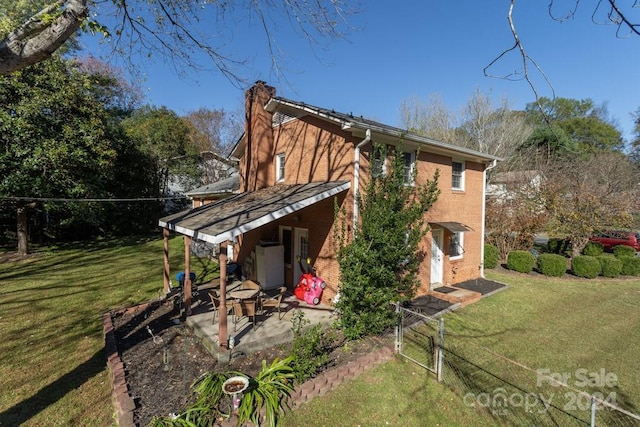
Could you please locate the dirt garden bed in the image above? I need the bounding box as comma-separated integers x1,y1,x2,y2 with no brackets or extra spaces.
108,299,392,426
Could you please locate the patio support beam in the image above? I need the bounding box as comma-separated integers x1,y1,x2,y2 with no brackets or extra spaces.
163,228,170,294
184,236,192,315
218,247,228,353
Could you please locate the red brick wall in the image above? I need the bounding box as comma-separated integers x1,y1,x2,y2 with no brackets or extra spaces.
237,83,488,304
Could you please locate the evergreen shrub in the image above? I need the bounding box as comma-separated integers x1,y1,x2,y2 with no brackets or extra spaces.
506,250,535,274
619,256,640,276
571,255,601,279
547,238,570,254
582,241,604,257
613,245,636,258
484,244,499,269
536,253,567,277
597,256,623,278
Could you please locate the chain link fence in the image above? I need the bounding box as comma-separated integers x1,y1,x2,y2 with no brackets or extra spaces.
395,305,640,426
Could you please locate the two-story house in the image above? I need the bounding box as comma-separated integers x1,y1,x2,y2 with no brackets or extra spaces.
160,81,499,308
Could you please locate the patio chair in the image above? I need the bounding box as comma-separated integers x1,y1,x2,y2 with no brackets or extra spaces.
261,286,286,320
232,299,258,331
208,291,232,324
241,280,263,310
208,291,222,324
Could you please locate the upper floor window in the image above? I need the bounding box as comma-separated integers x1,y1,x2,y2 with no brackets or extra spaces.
372,144,387,178
403,151,416,185
276,153,285,182
452,160,465,190
450,231,464,259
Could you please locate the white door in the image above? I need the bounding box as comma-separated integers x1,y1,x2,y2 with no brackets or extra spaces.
293,228,309,284
430,229,444,288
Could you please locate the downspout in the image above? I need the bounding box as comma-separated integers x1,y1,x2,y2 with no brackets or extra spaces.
352,128,371,236
480,159,498,278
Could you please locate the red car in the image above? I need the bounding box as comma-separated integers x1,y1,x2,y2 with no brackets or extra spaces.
589,230,640,252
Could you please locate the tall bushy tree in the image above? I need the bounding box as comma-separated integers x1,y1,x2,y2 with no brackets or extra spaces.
335,144,440,339
524,97,623,154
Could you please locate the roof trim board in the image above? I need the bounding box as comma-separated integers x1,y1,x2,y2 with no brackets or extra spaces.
159,181,350,245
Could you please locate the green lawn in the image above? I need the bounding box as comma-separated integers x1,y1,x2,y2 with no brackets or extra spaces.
0,235,219,426
283,270,640,426
2,239,639,426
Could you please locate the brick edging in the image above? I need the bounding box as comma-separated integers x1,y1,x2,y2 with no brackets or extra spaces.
104,300,395,426
289,345,395,407
103,301,159,427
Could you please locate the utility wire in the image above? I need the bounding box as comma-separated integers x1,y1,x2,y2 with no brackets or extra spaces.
0,196,187,203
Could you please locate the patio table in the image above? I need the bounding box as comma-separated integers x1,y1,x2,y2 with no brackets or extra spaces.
229,289,259,300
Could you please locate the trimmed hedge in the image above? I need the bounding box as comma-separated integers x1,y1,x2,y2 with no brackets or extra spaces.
571,255,601,279
582,241,604,257
597,256,623,278
619,256,640,276
613,245,636,258
548,238,570,254
507,250,535,274
537,253,567,277
484,244,499,269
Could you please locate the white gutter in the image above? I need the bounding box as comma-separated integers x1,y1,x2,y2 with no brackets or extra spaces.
480,159,498,277
352,128,371,235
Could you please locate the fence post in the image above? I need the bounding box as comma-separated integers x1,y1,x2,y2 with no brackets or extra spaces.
591,395,596,427
437,317,444,382
394,302,401,353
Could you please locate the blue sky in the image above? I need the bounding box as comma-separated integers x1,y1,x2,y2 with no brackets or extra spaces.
80,2,639,144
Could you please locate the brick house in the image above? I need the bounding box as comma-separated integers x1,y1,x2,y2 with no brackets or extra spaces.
159,81,499,312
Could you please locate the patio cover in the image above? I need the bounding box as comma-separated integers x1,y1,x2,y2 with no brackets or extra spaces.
429,221,474,233
159,181,350,244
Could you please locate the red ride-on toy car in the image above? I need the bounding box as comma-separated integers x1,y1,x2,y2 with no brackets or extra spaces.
294,257,326,305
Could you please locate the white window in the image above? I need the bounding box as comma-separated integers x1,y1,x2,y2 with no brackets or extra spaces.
452,160,465,190
450,231,464,259
276,153,285,182
403,151,415,185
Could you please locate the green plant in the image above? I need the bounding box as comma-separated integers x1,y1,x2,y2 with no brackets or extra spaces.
484,244,499,269
290,310,332,383
506,250,535,273
536,253,567,277
619,256,640,276
335,143,440,340
597,255,623,278
150,357,295,427
582,241,604,256
571,255,601,278
237,357,296,427
547,238,570,254
613,245,636,258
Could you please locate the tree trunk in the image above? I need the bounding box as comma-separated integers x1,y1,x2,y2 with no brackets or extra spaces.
17,205,29,255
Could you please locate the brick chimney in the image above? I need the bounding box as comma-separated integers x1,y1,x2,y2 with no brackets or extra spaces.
243,81,276,192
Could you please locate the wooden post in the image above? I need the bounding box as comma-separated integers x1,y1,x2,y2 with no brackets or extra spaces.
163,228,170,294
219,246,228,351
184,236,192,315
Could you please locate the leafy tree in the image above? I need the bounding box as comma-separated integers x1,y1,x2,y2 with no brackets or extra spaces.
122,106,199,195
335,144,440,339
0,1,356,79
524,97,623,153
629,108,640,164
0,55,160,253
0,55,117,253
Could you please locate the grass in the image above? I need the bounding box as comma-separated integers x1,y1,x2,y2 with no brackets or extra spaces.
2,238,640,426
283,270,640,426
0,235,219,426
